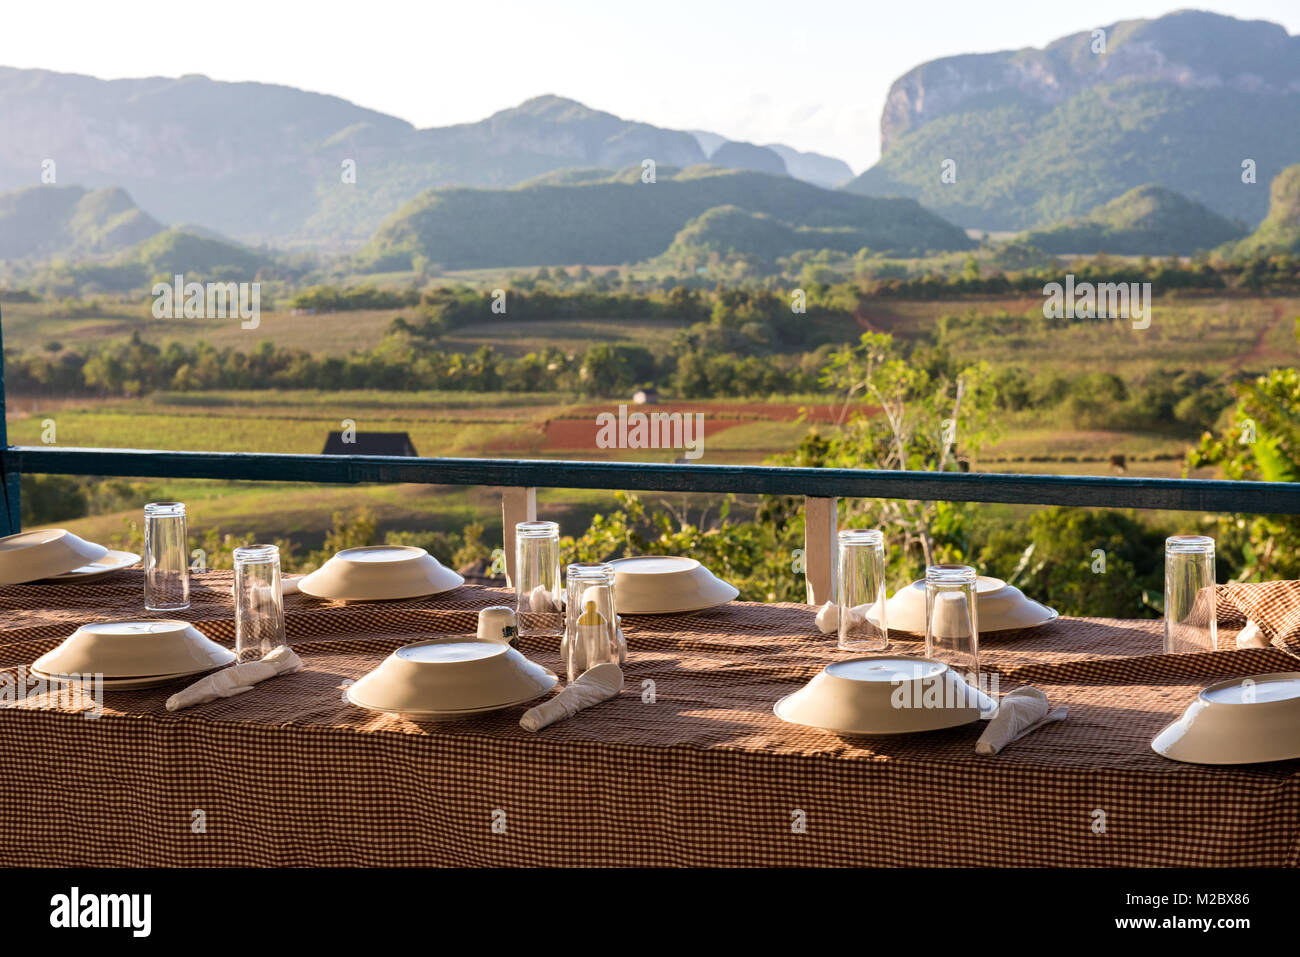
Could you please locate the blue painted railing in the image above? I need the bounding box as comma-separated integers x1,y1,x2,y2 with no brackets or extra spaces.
4,446,1300,520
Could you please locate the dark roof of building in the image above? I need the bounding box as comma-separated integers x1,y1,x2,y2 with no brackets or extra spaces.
321,431,419,456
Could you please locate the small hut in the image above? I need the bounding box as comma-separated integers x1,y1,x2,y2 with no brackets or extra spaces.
321,431,418,456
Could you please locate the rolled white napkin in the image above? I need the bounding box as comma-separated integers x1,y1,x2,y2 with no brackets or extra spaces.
1236,620,1269,649
165,645,303,712
815,601,838,634
529,584,561,612
975,686,1067,756
815,601,877,635
520,662,623,732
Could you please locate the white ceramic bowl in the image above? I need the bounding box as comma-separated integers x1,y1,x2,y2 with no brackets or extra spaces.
1152,672,1300,765
775,655,995,736
0,529,108,585
609,556,738,614
298,545,463,601
347,637,556,716
33,620,235,678
879,577,1057,634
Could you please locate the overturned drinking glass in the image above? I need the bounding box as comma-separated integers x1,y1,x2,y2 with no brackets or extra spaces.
144,502,189,611
925,564,979,679
515,520,563,640
564,562,619,682
234,544,286,663
1164,535,1217,654
837,528,888,652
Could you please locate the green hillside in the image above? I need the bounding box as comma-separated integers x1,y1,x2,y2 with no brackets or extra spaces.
0,185,161,261
126,228,268,276
844,11,1300,231
26,227,276,294
361,165,972,270
1220,164,1300,257
662,203,930,262
1016,185,1246,255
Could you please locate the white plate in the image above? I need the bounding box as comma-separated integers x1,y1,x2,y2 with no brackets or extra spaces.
609,556,738,615
774,655,994,736
878,577,1058,634
299,546,463,601
0,528,108,585
33,619,235,678
49,549,140,581
347,637,557,714
346,679,556,721
31,665,220,690
1152,672,1300,765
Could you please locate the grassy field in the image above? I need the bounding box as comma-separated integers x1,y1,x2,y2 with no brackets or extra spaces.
7,292,1292,561
868,296,1300,377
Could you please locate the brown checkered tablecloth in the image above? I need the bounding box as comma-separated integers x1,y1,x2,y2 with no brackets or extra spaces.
1,571,1298,867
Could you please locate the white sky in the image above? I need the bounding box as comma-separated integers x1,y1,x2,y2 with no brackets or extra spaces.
2,1,1297,173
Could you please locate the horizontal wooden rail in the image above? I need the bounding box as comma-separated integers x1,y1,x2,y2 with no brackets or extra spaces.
7,446,1300,514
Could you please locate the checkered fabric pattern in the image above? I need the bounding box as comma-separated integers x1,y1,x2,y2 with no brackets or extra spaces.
1220,580,1300,655
1,571,1298,867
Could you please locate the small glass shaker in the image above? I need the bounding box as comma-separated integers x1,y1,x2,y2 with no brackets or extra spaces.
837,528,889,652
925,564,979,679
144,501,189,611
234,544,286,663
563,562,619,682
515,521,563,640
1164,535,1217,654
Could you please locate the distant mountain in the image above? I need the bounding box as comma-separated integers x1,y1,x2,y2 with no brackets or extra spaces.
688,130,728,156
765,144,853,189
26,227,276,294
0,185,161,261
688,131,853,187
0,72,705,245
709,141,788,176
1219,164,1300,257
1016,185,1246,255
125,228,268,277
360,165,972,270
844,10,1300,231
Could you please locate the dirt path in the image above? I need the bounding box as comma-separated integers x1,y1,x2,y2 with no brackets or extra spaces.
1236,302,1292,370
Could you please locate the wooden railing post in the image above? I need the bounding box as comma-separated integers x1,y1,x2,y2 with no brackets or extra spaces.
501,486,537,588
804,496,837,605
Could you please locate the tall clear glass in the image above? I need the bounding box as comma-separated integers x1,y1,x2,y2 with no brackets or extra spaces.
144,502,189,611
1165,535,1217,654
234,544,286,663
515,520,562,640
925,564,979,678
564,562,619,681
837,528,888,652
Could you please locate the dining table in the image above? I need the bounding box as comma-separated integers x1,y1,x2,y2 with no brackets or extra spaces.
1,570,1298,867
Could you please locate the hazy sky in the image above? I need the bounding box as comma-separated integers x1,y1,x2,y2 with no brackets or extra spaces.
3,1,1298,172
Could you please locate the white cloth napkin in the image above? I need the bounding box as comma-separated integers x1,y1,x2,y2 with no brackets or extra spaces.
520,662,623,732
165,645,303,711
975,686,1067,755
814,601,877,635
529,584,561,612
815,601,838,634
1236,619,1270,649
